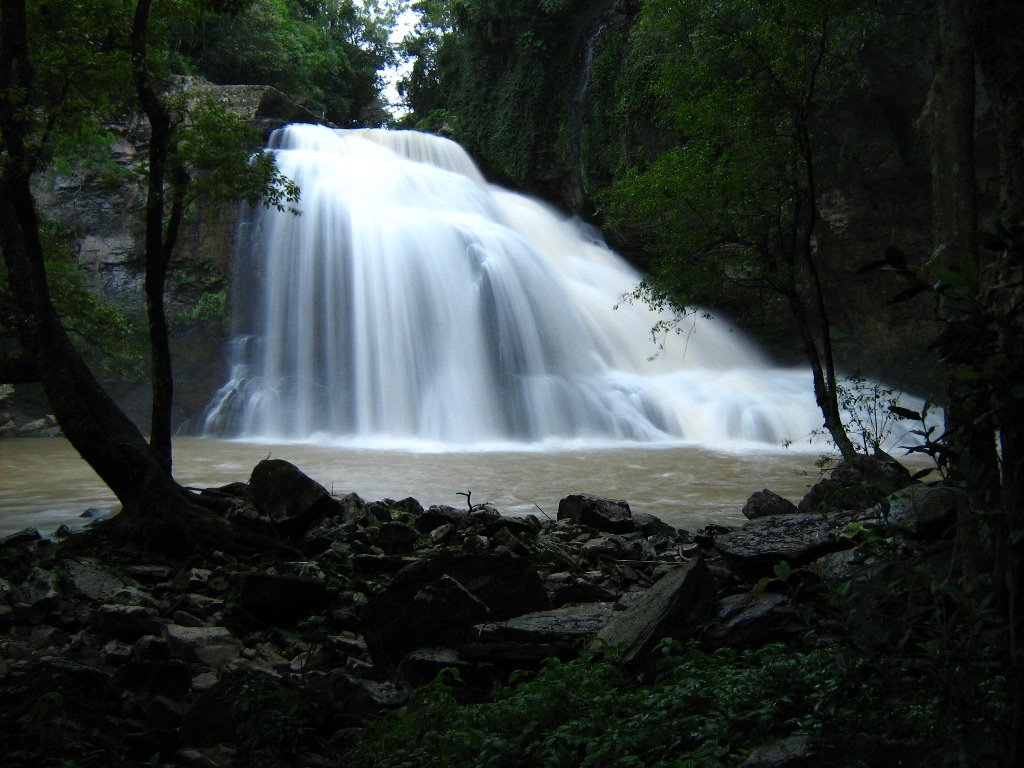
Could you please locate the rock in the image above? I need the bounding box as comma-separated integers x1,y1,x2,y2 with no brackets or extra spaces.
414,505,470,533
396,647,484,688
116,659,195,700
63,558,132,603
373,521,418,554
632,512,676,537
543,572,618,607
462,602,616,664
351,554,420,576
799,454,913,513
581,536,623,562
705,592,792,648
743,489,800,519
233,572,329,627
713,512,856,578
96,604,163,642
557,493,634,534
694,523,735,546
1,527,41,548
593,557,717,665
866,483,960,537
742,734,815,767
163,625,241,669
247,458,342,537
361,552,549,670
363,574,493,670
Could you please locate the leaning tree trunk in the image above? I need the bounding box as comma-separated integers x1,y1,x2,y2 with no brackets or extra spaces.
1,0,203,549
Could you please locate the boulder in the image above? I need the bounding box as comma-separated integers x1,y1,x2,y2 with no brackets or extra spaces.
1,527,41,549
593,556,717,665
866,483,960,537
373,521,418,554
632,512,676,537
705,592,792,648
743,489,800,520
557,493,634,534
799,454,913,513
247,459,342,537
713,512,856,578
361,551,549,670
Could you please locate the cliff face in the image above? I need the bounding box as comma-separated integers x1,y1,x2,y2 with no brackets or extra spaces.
18,80,325,432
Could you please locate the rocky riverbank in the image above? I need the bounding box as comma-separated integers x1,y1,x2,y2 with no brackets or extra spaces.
0,455,965,766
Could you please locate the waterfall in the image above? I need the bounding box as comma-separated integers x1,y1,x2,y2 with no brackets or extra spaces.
200,124,831,450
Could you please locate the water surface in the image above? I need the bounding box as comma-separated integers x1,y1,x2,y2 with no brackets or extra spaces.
0,437,832,537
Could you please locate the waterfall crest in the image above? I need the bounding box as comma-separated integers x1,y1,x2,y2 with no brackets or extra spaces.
201,124,826,450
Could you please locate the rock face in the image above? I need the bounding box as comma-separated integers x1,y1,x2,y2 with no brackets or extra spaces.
10,77,328,432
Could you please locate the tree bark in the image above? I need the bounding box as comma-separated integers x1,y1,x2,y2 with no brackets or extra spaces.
131,0,177,475
1,0,197,539
969,0,1024,760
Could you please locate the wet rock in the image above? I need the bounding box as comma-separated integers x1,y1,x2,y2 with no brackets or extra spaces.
705,592,792,648
234,571,329,627
743,489,800,520
593,556,717,665
247,458,342,537
714,511,859,578
1,527,41,548
557,493,634,534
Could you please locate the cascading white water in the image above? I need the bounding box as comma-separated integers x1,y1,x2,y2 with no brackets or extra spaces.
201,124,830,450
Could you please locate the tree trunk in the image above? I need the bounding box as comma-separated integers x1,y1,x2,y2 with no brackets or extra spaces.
969,0,1024,760
131,0,176,475
2,0,198,541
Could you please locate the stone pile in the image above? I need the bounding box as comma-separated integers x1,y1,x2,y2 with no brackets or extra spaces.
0,455,959,766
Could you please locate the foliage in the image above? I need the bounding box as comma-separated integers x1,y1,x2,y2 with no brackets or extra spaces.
399,0,593,184
170,0,398,125
347,636,1005,767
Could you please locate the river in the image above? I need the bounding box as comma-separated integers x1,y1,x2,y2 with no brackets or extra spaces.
0,437,833,538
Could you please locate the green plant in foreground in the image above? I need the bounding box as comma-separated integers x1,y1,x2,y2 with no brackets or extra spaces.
346,639,1005,768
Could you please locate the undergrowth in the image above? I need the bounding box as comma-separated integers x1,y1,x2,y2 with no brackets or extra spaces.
344,635,1006,768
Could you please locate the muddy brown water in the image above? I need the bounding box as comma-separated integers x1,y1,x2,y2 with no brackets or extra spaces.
0,437,854,538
